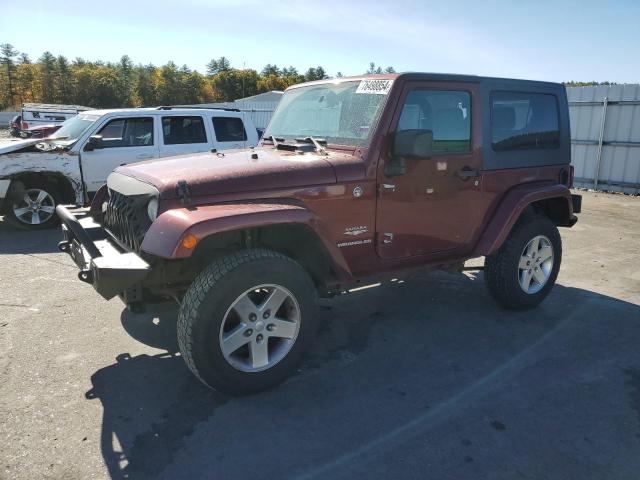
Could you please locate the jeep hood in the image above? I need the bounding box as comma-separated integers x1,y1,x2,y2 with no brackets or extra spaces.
114,148,358,199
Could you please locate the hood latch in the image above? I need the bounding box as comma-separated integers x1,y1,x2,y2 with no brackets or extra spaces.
176,180,192,206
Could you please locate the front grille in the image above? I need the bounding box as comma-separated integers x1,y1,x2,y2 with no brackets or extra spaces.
103,189,151,251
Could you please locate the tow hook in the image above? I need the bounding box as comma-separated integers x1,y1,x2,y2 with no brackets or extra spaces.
58,241,70,253
78,269,93,284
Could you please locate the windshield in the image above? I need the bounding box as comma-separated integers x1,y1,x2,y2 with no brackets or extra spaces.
50,114,99,142
264,79,392,147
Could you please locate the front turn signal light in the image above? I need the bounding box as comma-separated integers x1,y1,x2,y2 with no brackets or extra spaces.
181,234,198,250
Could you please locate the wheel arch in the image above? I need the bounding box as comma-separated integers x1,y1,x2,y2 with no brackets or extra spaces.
4,171,77,205
474,182,575,256
190,224,342,291
140,202,354,290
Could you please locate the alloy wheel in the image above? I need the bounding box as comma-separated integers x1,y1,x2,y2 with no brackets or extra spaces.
518,235,554,294
219,284,301,372
12,188,56,225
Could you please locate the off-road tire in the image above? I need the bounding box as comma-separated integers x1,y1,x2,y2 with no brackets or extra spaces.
3,183,61,230
177,249,318,395
485,215,562,310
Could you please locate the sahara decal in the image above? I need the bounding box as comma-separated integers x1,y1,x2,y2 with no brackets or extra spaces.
343,226,368,236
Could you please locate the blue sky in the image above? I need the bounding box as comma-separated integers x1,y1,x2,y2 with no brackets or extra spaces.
2,0,639,83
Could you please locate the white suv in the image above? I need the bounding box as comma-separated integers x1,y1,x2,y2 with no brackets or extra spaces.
0,107,259,229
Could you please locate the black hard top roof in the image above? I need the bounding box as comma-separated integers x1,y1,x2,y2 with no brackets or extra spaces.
395,72,562,88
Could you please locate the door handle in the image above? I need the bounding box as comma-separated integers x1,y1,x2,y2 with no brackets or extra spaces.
136,154,153,159
456,167,479,180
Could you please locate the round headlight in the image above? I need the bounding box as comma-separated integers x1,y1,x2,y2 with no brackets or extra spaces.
147,198,159,221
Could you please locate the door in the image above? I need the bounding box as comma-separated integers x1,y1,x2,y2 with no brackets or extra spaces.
80,116,158,193
158,115,210,157
376,82,484,259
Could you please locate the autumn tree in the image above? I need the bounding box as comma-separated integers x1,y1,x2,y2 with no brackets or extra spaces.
211,68,260,102
304,66,327,81
39,51,56,103
257,74,288,92
135,64,158,106
261,64,280,76
117,55,135,107
55,56,73,104
1,44,334,108
0,43,18,107
157,61,183,105
206,56,231,76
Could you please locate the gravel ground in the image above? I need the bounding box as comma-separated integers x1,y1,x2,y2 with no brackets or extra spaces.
1,191,639,480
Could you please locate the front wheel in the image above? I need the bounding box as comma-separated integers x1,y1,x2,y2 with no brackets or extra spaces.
177,249,319,395
485,215,562,310
4,186,60,230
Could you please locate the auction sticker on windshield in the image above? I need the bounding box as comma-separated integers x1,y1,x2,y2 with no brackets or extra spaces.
356,79,393,95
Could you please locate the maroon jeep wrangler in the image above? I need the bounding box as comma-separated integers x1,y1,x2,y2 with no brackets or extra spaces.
57,73,581,394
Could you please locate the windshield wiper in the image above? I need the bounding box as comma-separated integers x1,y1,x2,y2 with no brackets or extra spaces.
298,136,328,155
264,135,284,147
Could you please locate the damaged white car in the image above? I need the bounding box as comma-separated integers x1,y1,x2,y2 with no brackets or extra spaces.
0,107,259,229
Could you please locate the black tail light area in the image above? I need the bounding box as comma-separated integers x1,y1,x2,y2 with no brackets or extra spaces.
569,165,575,188
559,166,572,187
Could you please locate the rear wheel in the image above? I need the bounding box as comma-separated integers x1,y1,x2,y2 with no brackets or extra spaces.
177,249,318,395
485,215,562,310
4,185,60,230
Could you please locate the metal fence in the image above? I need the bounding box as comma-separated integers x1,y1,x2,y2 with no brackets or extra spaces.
567,84,640,194
234,101,279,129
176,101,280,129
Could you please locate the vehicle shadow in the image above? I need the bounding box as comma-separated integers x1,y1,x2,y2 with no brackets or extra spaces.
86,271,640,480
0,216,62,254
0,208,87,254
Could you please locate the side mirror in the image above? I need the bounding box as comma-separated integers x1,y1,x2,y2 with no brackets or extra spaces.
391,129,433,159
84,135,103,152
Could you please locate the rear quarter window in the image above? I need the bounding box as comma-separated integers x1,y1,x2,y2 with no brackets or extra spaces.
212,116,247,142
491,92,560,151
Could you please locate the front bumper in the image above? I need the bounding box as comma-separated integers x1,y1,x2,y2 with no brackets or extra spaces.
56,205,150,300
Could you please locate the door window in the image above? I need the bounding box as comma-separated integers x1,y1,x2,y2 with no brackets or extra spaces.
397,90,471,153
212,116,247,142
162,116,207,144
96,117,154,148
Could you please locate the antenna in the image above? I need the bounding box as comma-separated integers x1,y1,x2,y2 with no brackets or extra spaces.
242,61,246,149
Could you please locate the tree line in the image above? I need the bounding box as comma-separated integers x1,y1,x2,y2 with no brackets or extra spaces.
0,43,397,110
562,81,618,87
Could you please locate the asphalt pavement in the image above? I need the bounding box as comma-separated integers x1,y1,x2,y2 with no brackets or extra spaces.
1,190,639,480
